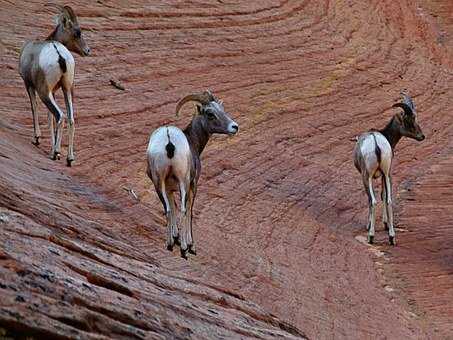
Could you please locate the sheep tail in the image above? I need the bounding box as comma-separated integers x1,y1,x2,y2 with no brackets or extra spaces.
165,128,175,159
372,134,381,165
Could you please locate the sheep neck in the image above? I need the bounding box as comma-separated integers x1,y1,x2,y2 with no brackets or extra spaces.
380,116,402,150
46,25,62,42
183,116,211,157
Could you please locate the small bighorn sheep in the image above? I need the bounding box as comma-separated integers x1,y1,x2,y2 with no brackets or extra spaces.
146,91,239,259
353,93,425,245
19,5,90,166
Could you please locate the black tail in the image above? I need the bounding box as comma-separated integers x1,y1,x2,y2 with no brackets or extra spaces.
166,142,175,159
165,128,175,159
52,43,67,73
372,134,381,164
58,55,67,73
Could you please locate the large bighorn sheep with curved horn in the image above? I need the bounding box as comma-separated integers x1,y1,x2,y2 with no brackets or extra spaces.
146,90,239,259
19,5,90,166
353,92,425,245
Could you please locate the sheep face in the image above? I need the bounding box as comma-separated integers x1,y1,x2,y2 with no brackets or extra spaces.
399,112,425,141
197,101,238,135
56,6,90,57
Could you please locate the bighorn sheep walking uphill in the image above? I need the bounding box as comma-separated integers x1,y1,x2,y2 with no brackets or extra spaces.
146,91,238,259
19,5,90,166
354,93,425,245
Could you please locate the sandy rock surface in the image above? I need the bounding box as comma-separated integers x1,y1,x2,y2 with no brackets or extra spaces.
1,0,453,339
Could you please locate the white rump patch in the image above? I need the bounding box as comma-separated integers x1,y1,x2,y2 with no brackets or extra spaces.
38,42,75,87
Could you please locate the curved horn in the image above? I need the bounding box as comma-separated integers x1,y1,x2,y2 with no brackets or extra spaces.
392,102,413,116
44,3,64,11
401,92,415,111
175,91,214,117
62,6,79,24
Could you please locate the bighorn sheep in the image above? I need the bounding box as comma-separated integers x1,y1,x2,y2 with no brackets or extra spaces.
146,91,239,259
19,5,90,166
354,93,425,245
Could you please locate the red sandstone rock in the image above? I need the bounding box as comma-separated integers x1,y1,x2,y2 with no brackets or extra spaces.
0,0,452,339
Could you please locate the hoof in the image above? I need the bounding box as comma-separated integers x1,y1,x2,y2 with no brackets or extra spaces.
51,152,61,160
188,245,197,255
384,222,389,231
32,137,40,146
173,235,180,246
389,236,396,246
180,248,188,260
66,158,74,167
368,235,374,244
166,244,173,252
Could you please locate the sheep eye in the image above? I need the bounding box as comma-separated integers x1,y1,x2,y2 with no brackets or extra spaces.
405,118,416,130
206,111,216,119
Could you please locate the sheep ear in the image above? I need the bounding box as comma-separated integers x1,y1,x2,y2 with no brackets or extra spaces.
63,15,73,29
57,13,72,29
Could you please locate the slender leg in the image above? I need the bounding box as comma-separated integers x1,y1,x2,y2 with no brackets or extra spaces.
152,177,176,251
381,176,388,231
48,111,55,153
56,116,65,157
187,181,197,255
54,106,64,157
384,174,396,245
167,192,179,248
362,176,371,231
179,181,188,215
40,92,64,160
178,180,190,259
363,175,377,244
157,180,175,251
63,89,75,166
25,85,41,145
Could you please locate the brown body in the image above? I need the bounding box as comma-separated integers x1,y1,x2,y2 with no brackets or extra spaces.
353,93,425,244
18,6,89,165
146,91,238,259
